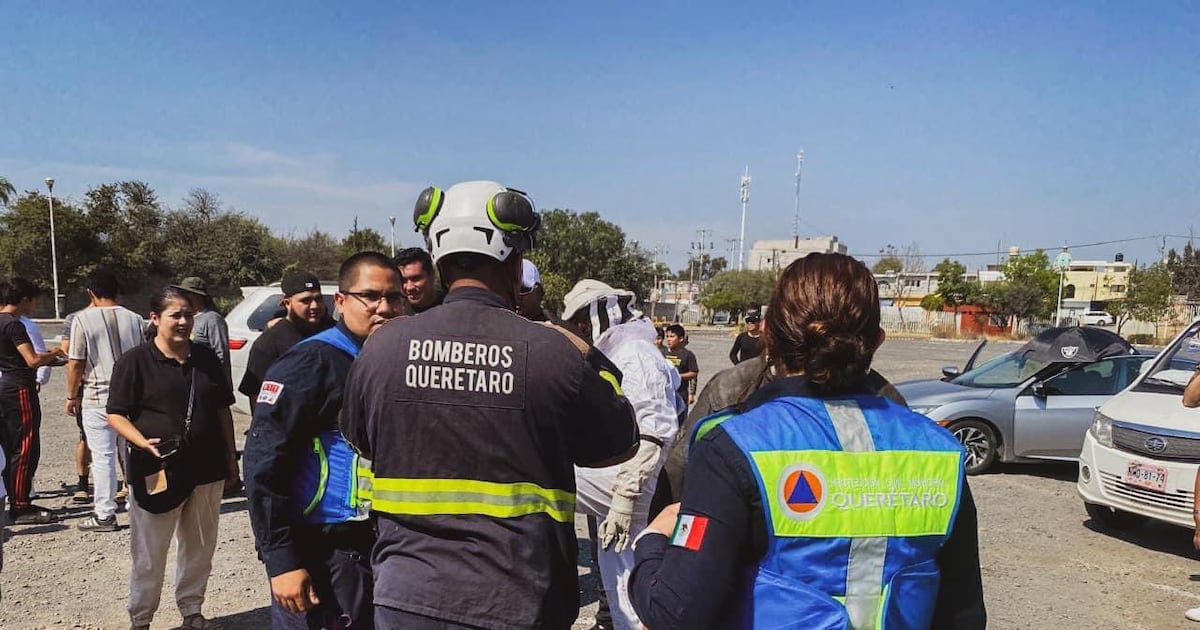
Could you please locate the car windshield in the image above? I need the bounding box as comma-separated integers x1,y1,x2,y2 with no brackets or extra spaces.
1135,320,1200,393
951,351,1049,388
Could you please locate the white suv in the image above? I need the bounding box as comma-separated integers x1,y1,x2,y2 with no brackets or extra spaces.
226,283,338,413
1077,318,1200,530
1080,311,1114,326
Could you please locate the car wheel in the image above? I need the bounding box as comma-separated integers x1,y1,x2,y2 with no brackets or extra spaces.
949,420,998,475
1084,502,1148,530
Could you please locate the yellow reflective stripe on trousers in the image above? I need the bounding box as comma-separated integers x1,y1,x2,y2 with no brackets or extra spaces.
372,477,576,523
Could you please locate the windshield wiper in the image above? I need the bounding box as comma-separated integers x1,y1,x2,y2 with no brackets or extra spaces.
1142,376,1186,390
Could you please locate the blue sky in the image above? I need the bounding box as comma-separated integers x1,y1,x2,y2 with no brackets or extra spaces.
2,2,1196,271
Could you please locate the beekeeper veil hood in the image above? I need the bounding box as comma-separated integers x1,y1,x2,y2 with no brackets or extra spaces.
561,279,643,344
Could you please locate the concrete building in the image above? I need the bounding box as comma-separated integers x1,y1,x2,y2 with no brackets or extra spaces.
747,236,848,272
1059,259,1132,307
873,253,1132,315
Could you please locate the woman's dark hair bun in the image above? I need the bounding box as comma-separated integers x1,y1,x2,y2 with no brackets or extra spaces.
803,331,871,389
764,253,882,396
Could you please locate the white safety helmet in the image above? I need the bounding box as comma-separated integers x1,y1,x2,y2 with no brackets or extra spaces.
412,180,540,264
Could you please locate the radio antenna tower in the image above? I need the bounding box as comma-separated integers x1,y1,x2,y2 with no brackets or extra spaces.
793,150,804,249
738,165,751,270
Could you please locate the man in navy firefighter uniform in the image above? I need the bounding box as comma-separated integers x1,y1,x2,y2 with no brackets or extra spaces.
340,180,640,630
245,251,404,629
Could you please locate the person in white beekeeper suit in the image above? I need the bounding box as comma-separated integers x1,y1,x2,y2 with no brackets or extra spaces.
562,279,680,630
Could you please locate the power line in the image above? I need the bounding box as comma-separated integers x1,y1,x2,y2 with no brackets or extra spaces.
857,234,1196,259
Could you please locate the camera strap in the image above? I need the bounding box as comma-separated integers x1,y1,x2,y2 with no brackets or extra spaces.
182,365,196,436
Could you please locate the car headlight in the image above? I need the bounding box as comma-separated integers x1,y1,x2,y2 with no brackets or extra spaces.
910,405,942,419
1090,411,1113,447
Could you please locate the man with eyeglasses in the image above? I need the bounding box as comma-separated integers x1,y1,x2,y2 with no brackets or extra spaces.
245,251,404,629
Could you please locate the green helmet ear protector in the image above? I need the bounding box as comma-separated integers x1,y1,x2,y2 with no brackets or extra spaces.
488,188,541,250
413,186,445,232
486,189,539,233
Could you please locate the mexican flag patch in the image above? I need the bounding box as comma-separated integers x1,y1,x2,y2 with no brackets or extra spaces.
670,514,709,551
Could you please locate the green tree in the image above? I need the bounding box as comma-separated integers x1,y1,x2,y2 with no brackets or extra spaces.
983,250,1058,325
526,209,655,312
160,195,283,308
277,229,343,280
340,220,389,258
933,258,981,313
0,176,15,207
1116,263,1174,337
82,181,169,293
873,256,902,274
919,293,945,312
0,192,96,312
1166,242,1200,300
698,270,776,317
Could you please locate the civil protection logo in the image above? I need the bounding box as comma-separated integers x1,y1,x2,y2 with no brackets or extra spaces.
778,464,826,521
1060,346,1079,359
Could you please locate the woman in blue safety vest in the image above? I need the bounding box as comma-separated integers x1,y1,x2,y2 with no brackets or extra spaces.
628,252,986,629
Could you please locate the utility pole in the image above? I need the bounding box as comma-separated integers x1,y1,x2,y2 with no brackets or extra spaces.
45,178,61,319
738,167,751,270
793,150,804,249
650,244,668,320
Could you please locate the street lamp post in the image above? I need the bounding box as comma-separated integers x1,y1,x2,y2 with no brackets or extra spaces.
45,177,61,319
388,216,397,257
1053,247,1072,327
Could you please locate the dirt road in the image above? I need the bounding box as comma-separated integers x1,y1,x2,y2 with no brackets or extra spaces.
3,333,1197,628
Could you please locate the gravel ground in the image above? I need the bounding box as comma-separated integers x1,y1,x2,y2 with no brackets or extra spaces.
3,330,1198,629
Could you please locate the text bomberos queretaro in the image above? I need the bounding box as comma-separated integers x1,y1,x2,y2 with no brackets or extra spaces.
406,339,516,395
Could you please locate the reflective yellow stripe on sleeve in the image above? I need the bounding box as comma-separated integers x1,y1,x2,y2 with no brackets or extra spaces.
372,477,576,523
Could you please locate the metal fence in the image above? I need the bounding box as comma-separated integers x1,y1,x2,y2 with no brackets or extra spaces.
879,308,957,335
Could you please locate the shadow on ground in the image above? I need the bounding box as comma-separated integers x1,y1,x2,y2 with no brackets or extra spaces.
982,461,1079,482
1083,518,1197,560
212,606,271,628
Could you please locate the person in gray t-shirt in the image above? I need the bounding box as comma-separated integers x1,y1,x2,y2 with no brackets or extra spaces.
170,276,240,496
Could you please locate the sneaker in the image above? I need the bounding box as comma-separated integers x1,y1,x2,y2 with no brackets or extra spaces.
77,514,119,532
71,486,91,504
130,625,149,630
10,505,55,525
181,614,223,629
1187,607,1200,622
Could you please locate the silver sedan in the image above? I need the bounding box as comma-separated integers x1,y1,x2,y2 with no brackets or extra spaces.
898,344,1152,474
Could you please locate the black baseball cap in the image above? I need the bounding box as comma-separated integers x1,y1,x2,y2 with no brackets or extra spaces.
745,311,762,323
281,271,321,297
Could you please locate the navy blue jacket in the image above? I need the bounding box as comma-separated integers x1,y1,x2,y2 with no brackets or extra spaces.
244,320,369,577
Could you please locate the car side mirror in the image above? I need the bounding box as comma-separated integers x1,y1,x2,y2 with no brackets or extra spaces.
1138,361,1152,376
1032,382,1048,398
941,366,962,380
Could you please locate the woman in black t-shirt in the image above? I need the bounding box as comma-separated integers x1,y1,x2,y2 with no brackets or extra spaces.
106,286,234,630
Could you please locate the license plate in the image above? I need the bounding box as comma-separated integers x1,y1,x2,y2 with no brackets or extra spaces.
1124,461,1168,492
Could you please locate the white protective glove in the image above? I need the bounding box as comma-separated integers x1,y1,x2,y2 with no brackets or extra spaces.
599,440,663,552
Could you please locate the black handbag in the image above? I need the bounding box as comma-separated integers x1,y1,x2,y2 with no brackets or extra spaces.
128,367,198,514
